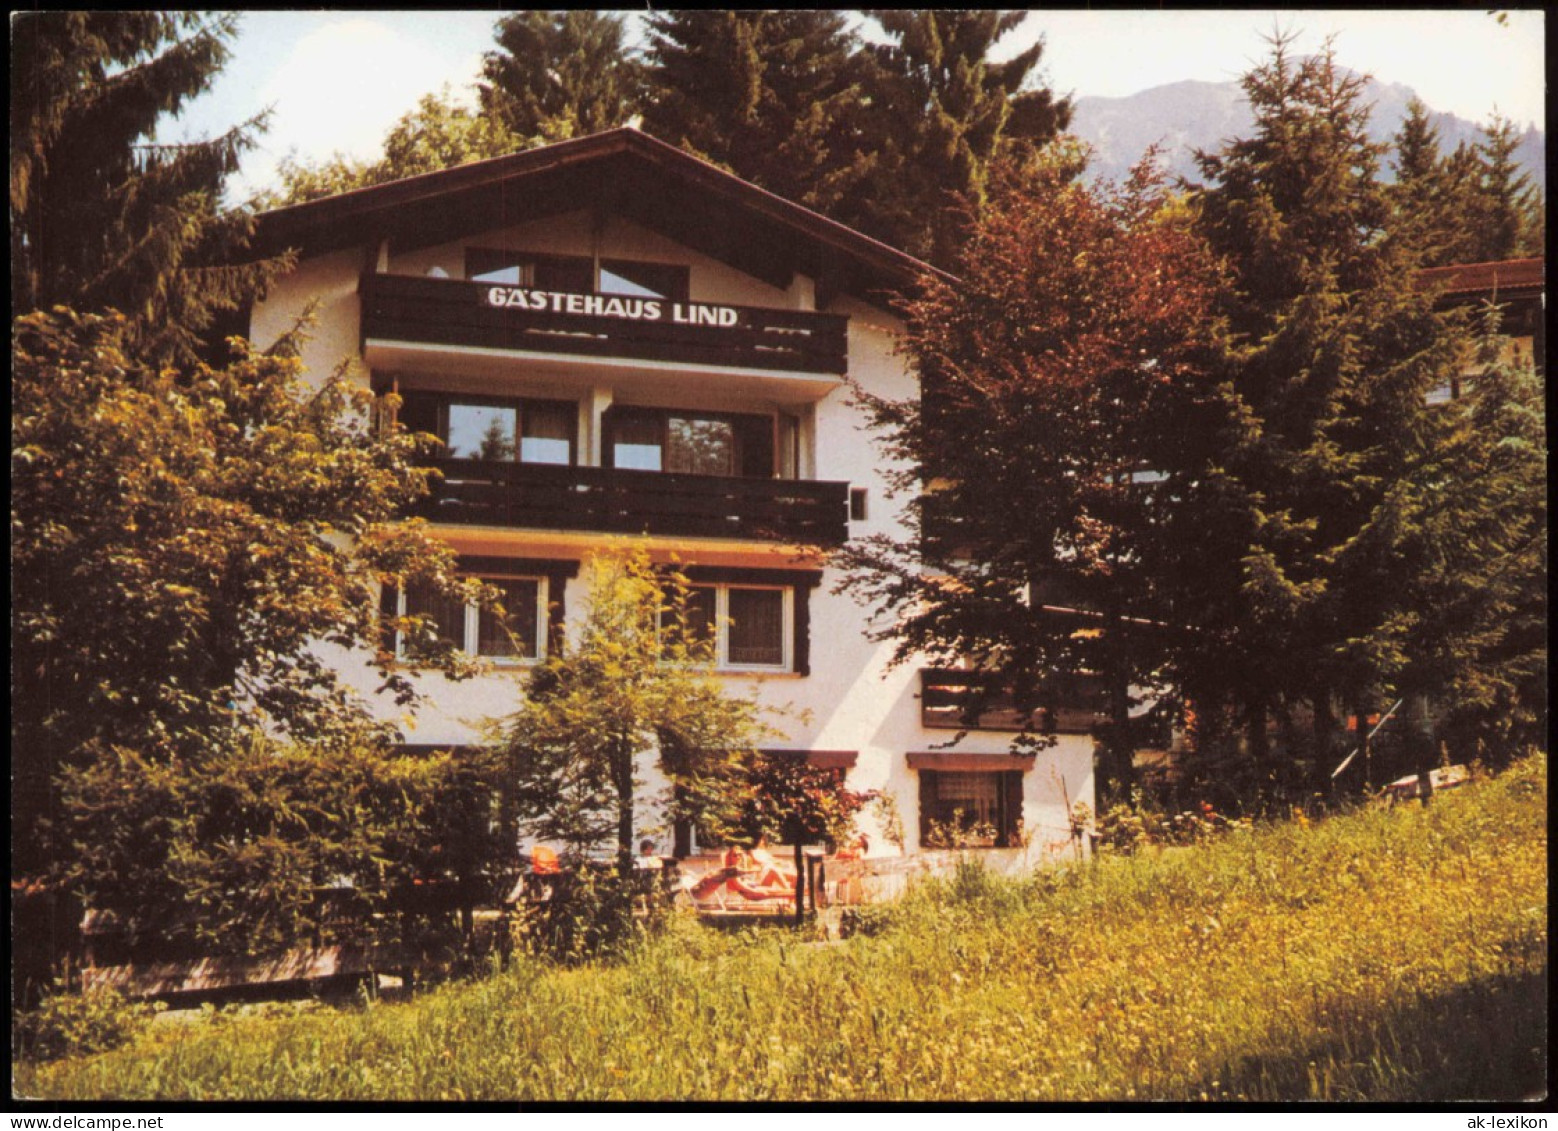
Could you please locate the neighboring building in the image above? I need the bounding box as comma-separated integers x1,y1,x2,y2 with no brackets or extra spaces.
1418,257,1545,403
249,128,1096,861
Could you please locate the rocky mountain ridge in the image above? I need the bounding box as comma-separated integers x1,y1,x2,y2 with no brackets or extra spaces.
1070,71,1545,189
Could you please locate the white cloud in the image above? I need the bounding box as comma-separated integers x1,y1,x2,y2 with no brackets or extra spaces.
239,16,483,197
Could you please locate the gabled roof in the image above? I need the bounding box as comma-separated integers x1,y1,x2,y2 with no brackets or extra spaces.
253,127,940,306
1416,257,1544,303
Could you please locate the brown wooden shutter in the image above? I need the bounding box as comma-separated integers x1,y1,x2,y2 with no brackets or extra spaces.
1001,770,1025,848
793,582,811,676
918,770,939,848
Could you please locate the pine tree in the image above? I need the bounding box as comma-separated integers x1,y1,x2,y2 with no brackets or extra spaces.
642,11,875,219
10,12,286,364
480,11,643,142
856,10,1072,267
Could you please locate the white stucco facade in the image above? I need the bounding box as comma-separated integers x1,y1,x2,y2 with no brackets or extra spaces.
249,138,1095,862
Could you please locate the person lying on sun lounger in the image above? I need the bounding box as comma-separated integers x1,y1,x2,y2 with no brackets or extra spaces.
749,835,795,891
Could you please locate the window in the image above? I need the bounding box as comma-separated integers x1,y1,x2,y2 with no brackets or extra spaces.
918,770,1024,848
681,584,791,671
466,249,689,303
399,576,547,662
849,487,869,521
599,258,690,302
466,249,593,292
401,393,576,466
605,407,775,478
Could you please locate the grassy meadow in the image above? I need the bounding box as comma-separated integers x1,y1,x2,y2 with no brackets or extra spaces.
15,754,1547,1102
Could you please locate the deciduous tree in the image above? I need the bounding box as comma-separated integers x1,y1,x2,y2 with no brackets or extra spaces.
266,89,526,207
490,550,777,876
838,154,1233,800
12,309,486,874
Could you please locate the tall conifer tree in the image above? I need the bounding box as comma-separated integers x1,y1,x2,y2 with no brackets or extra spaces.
480,11,643,142
642,11,874,220
1188,36,1544,784
10,12,286,364
856,10,1072,267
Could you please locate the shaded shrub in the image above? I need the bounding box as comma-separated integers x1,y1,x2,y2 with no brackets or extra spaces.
59,733,511,959
13,985,164,1063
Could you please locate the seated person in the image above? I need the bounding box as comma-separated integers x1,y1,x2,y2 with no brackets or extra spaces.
634,837,663,870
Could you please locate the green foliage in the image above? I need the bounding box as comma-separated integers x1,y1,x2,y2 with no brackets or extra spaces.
725,753,867,848
480,12,643,142
1188,34,1547,772
643,12,875,221
9,12,289,364
854,11,1073,267
1388,102,1545,266
838,151,1231,795
11,308,484,873
266,89,528,207
491,549,778,870
58,734,510,958
513,866,650,967
12,984,165,1064
18,754,1545,1100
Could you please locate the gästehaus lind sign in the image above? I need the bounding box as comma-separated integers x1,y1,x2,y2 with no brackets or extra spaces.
482,286,741,327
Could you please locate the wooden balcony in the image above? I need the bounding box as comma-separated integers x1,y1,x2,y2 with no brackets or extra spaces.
920,668,1108,734
360,273,849,375
414,458,850,545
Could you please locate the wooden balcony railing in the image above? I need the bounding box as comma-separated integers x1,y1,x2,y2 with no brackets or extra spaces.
414,458,850,545
920,668,1108,734
360,273,849,375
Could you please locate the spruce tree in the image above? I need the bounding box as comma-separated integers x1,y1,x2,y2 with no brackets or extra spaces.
1388,99,1481,266
480,11,643,143
10,12,286,364
1468,115,1543,261
1188,36,1542,788
642,11,874,220
856,10,1072,267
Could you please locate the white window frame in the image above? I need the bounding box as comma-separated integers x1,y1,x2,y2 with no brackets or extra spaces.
694,583,792,673
397,575,549,666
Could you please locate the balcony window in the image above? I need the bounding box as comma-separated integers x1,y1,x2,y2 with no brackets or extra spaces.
599,258,690,302
466,249,593,292
405,394,577,466
520,402,575,465
466,248,690,303
606,407,776,478
399,576,547,662
447,403,518,461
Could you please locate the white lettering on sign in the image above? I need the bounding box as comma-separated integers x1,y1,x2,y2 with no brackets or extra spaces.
481,286,735,326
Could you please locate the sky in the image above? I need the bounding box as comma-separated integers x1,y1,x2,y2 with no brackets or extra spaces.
163,10,1547,205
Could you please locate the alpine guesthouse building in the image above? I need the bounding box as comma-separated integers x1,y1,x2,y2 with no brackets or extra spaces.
247,128,1097,862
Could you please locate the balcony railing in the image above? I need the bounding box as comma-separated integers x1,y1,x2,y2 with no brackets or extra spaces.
414,458,850,545
920,668,1108,734
360,273,849,375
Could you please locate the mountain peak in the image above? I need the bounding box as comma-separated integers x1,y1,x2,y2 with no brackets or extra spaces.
1070,73,1545,188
